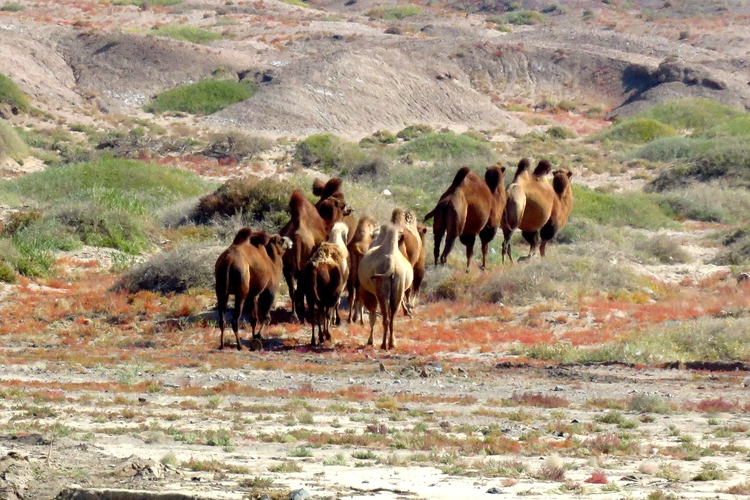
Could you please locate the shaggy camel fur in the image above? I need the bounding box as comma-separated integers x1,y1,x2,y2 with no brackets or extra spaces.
501,159,556,263
391,208,426,313
358,223,413,351
280,189,348,322
304,236,348,346
347,216,378,324
313,177,356,245
539,168,574,256
424,167,496,270
214,228,292,350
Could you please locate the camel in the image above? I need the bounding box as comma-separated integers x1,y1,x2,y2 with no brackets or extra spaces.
313,177,356,245
478,164,507,269
358,223,413,351
304,237,348,346
347,216,378,324
424,166,505,270
501,158,557,263
391,208,426,313
280,189,349,322
538,168,574,256
214,228,292,350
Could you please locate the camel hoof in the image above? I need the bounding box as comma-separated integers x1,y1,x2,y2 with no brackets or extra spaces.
218,344,224,351
248,339,262,351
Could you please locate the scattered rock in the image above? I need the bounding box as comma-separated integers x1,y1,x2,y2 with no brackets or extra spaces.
487,487,502,494
0,453,32,500
289,489,311,500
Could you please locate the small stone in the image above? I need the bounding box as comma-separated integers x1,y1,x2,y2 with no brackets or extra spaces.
420,369,429,378
289,489,312,500
487,487,502,494
553,386,564,391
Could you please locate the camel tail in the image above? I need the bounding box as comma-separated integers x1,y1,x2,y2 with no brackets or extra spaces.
503,188,525,231
424,207,437,222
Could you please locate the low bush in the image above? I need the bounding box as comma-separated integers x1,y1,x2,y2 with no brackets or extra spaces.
116,244,223,293
0,3,24,11
635,98,739,135
365,4,423,19
151,24,221,44
592,118,677,144
0,73,30,112
478,254,642,306
546,126,577,140
397,131,496,163
648,139,750,191
572,185,675,230
396,124,433,141
295,134,342,170
489,10,545,25
634,235,690,264
145,79,256,115
628,136,711,163
711,226,750,265
360,130,397,147
701,114,750,138
0,120,28,161
192,176,293,231
202,132,273,160
113,0,181,5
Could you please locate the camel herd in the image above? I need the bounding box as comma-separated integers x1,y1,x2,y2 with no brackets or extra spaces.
214,159,574,351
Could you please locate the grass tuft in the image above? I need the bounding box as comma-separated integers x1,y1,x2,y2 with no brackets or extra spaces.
151,24,221,44
145,79,256,115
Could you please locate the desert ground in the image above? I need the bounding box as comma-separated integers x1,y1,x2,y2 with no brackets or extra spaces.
2,0,750,499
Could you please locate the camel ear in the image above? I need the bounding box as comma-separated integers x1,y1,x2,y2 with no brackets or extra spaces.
566,170,573,179
500,166,506,173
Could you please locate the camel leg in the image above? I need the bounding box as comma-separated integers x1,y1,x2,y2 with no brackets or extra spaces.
501,227,515,264
256,290,274,340
231,294,245,351
378,295,389,350
216,291,228,350
522,231,539,258
360,289,378,346
433,216,445,266
539,218,559,258
283,267,298,322
459,234,476,271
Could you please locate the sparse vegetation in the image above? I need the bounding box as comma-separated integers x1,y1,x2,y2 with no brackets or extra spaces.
145,79,256,115
0,73,30,112
592,118,677,144
151,24,222,44
397,131,495,163
0,120,29,161
365,4,423,19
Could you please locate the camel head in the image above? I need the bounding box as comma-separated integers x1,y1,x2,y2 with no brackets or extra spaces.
552,168,573,195
250,231,271,247
485,164,506,192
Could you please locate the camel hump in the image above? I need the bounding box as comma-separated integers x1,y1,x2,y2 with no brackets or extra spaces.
450,167,472,188
485,165,505,192
391,208,405,225
321,178,344,200
250,231,271,247
312,178,326,196
289,189,307,213
533,160,552,178
232,227,253,245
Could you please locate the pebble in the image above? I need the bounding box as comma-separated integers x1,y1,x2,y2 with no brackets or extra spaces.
289,489,311,500
487,487,502,494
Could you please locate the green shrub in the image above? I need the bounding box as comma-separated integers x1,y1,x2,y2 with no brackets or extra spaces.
397,124,433,141
572,185,675,230
295,133,342,170
656,187,734,223
489,10,545,25
7,219,81,276
397,131,496,162
1,159,208,255
145,79,256,115
365,4,423,19
203,132,273,160
0,120,28,161
151,24,221,44
629,136,711,163
628,394,671,414
0,3,24,11
360,130,397,147
115,244,223,293
592,118,677,144
279,0,309,7
636,98,739,134
648,139,750,191
546,125,577,140
712,226,750,265
192,176,293,231
701,114,750,138
0,73,29,112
